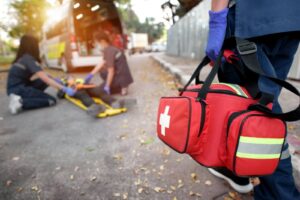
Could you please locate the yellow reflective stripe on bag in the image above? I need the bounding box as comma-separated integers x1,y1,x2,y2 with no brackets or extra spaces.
239,136,284,144
220,83,249,98
237,136,284,159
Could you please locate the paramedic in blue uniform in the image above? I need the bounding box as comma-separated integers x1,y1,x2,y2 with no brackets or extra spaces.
7,35,76,114
205,0,300,199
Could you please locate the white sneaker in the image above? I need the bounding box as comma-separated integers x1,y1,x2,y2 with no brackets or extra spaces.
208,168,253,194
9,94,23,114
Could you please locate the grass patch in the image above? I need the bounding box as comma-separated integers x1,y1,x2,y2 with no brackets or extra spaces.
0,55,14,65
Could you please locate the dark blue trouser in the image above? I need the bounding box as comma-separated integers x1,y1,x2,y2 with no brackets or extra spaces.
224,6,300,199
8,79,56,110
252,35,300,200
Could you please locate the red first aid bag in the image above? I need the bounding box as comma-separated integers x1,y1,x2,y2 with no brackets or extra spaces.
157,46,300,176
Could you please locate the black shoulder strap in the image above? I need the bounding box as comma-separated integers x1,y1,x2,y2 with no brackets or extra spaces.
236,38,300,121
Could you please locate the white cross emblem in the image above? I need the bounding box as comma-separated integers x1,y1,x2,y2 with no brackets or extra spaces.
159,106,171,136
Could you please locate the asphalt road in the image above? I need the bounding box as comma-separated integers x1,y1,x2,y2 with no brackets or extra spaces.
0,54,253,200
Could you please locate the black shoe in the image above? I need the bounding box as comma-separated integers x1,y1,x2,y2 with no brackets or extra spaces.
86,104,106,117
111,99,137,109
208,168,253,193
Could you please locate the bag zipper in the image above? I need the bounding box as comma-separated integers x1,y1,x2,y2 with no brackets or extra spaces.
198,100,206,137
232,114,268,176
179,88,248,99
226,110,251,138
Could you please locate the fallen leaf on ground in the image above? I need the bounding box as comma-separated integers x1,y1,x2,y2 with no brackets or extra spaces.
6,180,12,187
113,154,123,161
86,147,95,152
55,166,61,170
178,180,183,184
162,148,170,156
288,124,296,131
177,184,184,189
12,157,20,161
154,187,165,193
16,187,23,193
74,166,80,172
167,190,173,194
140,137,155,145
114,193,121,197
170,185,176,191
31,186,39,192
191,173,198,181
173,197,178,200
123,193,128,199
228,191,242,200
138,188,144,194
229,192,236,198
205,180,212,186
70,175,74,180
189,191,195,196
160,165,164,171
90,176,97,181
118,134,128,140
134,179,142,186
195,193,202,197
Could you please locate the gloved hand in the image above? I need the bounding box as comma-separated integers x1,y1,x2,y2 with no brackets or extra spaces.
103,85,110,95
62,86,76,96
84,73,94,84
205,8,229,62
54,77,64,85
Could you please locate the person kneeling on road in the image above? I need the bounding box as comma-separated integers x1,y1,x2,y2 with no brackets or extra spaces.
6,35,76,114
84,32,134,96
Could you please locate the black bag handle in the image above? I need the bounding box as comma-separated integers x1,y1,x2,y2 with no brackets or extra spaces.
179,56,210,96
197,50,224,100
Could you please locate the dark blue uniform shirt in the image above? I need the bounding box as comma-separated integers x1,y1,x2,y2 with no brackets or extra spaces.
235,0,300,38
7,54,42,93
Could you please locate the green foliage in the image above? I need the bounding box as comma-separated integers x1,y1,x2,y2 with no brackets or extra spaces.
118,4,165,43
8,0,50,39
0,55,14,65
136,18,165,43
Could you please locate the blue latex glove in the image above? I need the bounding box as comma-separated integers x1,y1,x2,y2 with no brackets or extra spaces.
84,73,94,84
205,8,229,61
62,86,76,96
54,77,64,85
104,85,110,95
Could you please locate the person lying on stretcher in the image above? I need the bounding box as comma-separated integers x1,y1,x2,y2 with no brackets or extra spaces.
57,76,135,117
